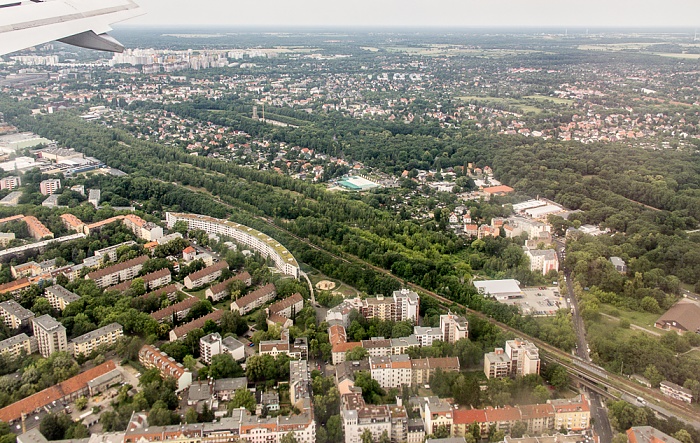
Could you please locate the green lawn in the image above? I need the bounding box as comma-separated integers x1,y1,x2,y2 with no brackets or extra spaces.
599,303,660,332
523,95,575,105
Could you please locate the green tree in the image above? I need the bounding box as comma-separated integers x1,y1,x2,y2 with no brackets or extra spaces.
511,421,527,438
229,388,256,413
184,408,199,424
345,347,369,361
209,353,244,379
673,430,693,443
183,355,197,372
360,429,374,443
75,396,88,411
281,432,298,443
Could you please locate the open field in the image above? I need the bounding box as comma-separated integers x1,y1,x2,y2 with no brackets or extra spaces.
386,45,539,57
599,303,661,335
523,95,575,105
458,95,543,114
578,43,700,59
306,270,360,297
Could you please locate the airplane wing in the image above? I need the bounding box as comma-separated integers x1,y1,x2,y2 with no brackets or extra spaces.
0,0,144,56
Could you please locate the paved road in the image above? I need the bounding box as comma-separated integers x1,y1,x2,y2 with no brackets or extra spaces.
556,240,614,443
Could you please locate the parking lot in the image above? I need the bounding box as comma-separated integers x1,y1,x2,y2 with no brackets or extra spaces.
501,286,568,316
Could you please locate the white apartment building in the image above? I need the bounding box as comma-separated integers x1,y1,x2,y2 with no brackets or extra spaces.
32,314,68,357
506,338,541,377
85,255,147,288
200,332,245,364
166,212,300,278
524,247,559,275
413,326,444,347
440,314,468,343
369,354,412,389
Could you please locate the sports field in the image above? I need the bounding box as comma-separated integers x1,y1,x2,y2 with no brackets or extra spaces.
337,176,381,191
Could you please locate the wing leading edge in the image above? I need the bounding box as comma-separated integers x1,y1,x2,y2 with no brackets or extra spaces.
0,0,144,56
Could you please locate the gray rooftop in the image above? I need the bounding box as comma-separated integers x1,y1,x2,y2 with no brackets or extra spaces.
32,314,65,333
45,285,81,303
0,333,31,350
71,322,122,345
0,300,34,321
213,377,248,392
473,279,523,296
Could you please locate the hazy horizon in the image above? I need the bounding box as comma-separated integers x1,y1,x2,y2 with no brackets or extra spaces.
125,0,700,29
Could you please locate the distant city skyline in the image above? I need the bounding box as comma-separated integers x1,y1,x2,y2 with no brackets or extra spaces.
127,0,700,28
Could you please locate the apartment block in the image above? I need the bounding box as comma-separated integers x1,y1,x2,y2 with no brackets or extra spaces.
484,348,511,379
39,179,61,196
44,285,80,311
342,392,392,443
169,310,225,342
230,283,276,314
524,247,559,275
32,314,68,357
60,213,85,233
440,314,468,343
267,292,303,319
205,271,252,302
165,212,300,279
150,296,198,323
108,267,171,293
410,357,460,386
0,176,21,190
549,394,590,431
506,338,540,377
184,260,228,289
23,216,53,240
85,255,148,288
123,214,163,241
200,332,245,364
0,300,35,329
138,344,192,391
361,289,419,324
362,337,392,357
124,408,315,443
370,354,413,388
0,333,35,359
414,326,444,347
93,240,137,263
423,397,454,436
0,361,119,425
70,322,123,357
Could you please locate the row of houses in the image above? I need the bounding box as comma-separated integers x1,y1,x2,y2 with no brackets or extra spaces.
340,392,590,443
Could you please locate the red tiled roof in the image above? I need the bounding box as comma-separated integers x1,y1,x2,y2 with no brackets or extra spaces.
0,277,30,294
453,408,487,425
86,255,148,280
185,261,228,281
268,293,303,314
484,406,521,423
151,296,198,321
0,360,116,423
170,310,224,339
232,283,275,309
141,284,178,299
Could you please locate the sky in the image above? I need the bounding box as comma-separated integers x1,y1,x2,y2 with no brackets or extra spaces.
126,0,700,28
